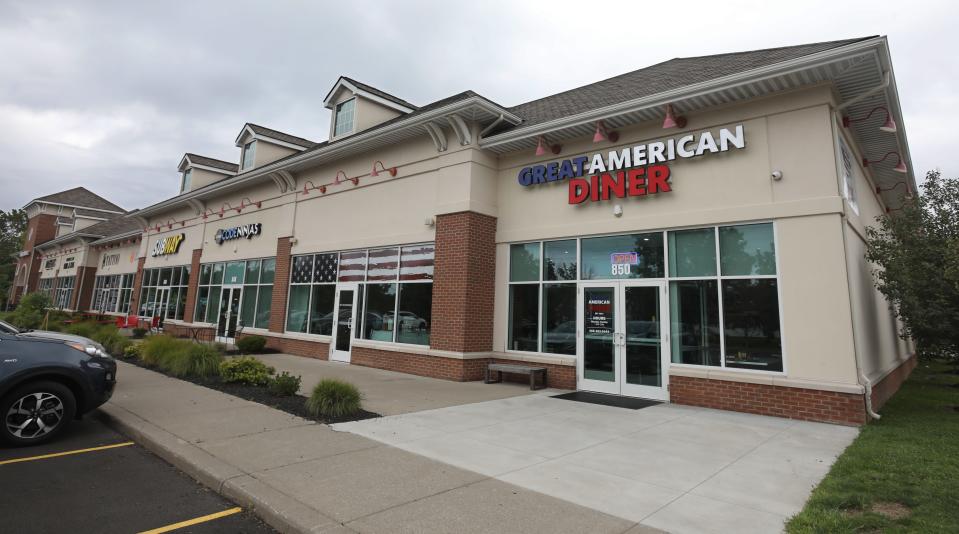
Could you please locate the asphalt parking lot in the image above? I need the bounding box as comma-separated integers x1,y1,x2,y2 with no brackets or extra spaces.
0,415,275,534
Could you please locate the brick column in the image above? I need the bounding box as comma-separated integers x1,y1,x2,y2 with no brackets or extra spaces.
73,266,97,311
182,249,203,323
129,257,146,315
268,237,292,333
430,211,497,352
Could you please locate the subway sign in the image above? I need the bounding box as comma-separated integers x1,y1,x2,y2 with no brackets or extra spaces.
214,223,262,245
517,124,745,204
151,234,184,257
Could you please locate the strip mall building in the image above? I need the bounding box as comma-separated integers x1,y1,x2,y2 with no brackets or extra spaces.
8,36,917,425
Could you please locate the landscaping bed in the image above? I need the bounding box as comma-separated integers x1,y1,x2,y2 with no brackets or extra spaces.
786,360,959,533
123,357,380,424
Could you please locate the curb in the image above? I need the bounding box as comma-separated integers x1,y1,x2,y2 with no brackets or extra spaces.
97,404,347,534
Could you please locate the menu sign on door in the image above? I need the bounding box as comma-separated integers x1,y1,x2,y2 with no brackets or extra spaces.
586,296,613,335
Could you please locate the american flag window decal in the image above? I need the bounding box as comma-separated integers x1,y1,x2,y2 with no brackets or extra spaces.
291,255,314,284
313,254,337,283
400,245,435,280
367,248,399,281
338,251,367,282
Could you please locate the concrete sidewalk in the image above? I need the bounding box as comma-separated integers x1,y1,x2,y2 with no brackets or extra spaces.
101,362,659,534
251,352,535,415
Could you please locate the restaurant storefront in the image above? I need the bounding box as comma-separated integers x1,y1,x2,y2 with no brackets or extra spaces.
71,36,917,425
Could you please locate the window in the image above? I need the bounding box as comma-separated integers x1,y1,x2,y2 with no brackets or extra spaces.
44,258,56,270
139,266,191,320
287,244,434,346
333,98,355,137
92,273,134,314
242,141,256,170
196,258,274,329
63,257,75,270
506,223,782,372
181,169,192,193
53,276,75,310
37,278,54,300
507,240,577,355
837,134,858,214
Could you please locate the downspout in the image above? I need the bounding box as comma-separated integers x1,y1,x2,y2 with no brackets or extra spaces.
479,114,506,138
831,102,883,421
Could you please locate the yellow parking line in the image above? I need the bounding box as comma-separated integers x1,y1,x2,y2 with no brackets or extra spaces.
0,441,134,465
138,507,243,534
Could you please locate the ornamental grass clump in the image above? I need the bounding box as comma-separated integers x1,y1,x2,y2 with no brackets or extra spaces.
306,379,362,419
139,334,183,367
168,344,223,379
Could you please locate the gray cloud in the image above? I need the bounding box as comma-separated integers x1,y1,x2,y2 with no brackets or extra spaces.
1,0,954,211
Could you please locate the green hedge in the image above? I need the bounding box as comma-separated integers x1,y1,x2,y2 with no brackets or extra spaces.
139,335,223,379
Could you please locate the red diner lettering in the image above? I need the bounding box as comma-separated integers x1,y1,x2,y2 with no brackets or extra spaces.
648,165,671,193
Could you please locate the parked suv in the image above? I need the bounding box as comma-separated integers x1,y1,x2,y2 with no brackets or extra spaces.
0,322,117,446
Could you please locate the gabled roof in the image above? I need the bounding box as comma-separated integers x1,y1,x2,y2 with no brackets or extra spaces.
36,211,141,249
235,123,315,149
30,187,125,213
323,76,418,113
502,37,872,130
179,153,239,174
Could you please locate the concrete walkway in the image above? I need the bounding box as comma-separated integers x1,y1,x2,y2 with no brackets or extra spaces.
335,394,859,534
251,352,533,415
102,362,660,533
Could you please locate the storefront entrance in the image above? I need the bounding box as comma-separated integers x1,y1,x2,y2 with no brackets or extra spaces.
578,281,669,400
216,286,242,343
330,283,360,363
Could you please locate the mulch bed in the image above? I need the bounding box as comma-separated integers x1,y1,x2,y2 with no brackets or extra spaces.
121,357,380,425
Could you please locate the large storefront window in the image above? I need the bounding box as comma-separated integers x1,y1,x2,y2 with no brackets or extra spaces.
92,273,135,314
53,276,75,310
37,278,55,300
196,258,274,329
139,266,190,320
287,244,433,346
507,223,782,372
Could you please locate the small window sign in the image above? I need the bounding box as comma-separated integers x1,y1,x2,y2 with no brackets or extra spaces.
610,252,638,276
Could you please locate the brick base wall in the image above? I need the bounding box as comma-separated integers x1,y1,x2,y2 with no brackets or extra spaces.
670,375,868,425
870,353,918,411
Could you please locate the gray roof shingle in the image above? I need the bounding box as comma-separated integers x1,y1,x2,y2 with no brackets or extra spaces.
503,37,873,129
340,77,419,110
33,187,125,213
246,123,316,148
184,153,239,173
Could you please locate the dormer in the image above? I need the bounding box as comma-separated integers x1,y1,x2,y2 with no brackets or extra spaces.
177,154,239,194
323,77,417,141
234,123,315,171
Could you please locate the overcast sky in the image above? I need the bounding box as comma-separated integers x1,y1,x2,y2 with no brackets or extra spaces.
1,0,955,212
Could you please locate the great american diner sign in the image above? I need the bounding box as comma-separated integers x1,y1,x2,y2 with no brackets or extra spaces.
516,124,745,204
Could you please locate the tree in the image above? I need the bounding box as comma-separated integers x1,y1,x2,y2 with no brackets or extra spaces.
0,208,27,304
865,170,959,361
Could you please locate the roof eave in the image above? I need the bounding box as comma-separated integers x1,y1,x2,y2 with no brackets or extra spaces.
135,97,521,219
480,37,886,148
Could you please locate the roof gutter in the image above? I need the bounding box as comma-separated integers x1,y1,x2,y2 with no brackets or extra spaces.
136,97,522,219
480,37,886,148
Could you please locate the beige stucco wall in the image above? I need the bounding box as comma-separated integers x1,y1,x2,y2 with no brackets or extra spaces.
252,139,298,168
93,240,141,276
188,167,231,193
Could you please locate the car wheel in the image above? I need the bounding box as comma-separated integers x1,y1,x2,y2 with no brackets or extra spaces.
1,381,77,446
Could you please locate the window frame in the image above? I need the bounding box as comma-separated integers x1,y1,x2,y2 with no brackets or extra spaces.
195,257,275,329
333,97,356,138
181,169,192,193
139,266,191,320
504,222,786,375
242,140,256,170
285,242,434,348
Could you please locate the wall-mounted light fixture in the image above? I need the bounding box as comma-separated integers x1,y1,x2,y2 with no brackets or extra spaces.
371,160,397,177
592,120,619,143
333,170,349,185
863,152,907,174
535,136,561,156
875,181,913,199
662,104,687,129
843,106,896,133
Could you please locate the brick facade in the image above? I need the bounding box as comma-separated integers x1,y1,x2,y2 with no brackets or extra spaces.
669,374,869,426
129,257,147,314
268,237,292,333
73,265,97,311
182,249,203,322
870,353,917,411
430,211,497,352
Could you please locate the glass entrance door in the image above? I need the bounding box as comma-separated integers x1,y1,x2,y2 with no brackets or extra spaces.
330,284,359,363
578,281,669,400
216,287,242,343
154,287,170,330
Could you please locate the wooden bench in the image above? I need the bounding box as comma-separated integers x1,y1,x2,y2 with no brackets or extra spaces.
485,363,547,390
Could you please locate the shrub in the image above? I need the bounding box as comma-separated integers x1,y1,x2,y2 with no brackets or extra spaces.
219,356,274,386
268,372,301,397
65,321,98,339
90,325,130,356
168,344,223,379
131,328,147,339
122,344,141,359
236,335,267,354
7,292,50,329
306,379,362,419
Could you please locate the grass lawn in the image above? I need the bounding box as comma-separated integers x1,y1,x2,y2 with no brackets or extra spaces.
787,360,959,533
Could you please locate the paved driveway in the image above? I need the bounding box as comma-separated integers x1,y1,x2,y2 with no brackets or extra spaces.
334,393,858,534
